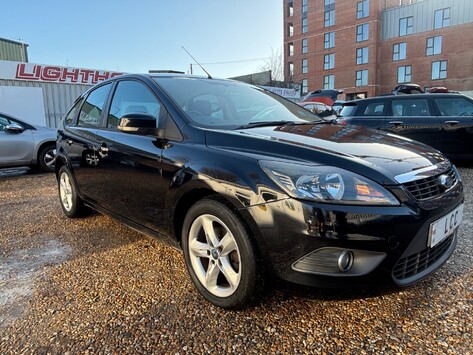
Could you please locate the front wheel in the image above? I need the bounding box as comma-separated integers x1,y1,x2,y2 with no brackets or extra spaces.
58,166,89,218
182,198,262,309
38,144,56,172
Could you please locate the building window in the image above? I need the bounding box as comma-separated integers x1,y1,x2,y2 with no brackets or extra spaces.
399,16,413,36
302,79,308,95
325,0,335,5
302,38,308,54
287,0,293,16
432,60,447,80
324,32,335,49
356,47,369,65
393,42,407,61
302,0,308,14
325,10,335,27
324,74,335,89
434,8,450,29
356,69,368,86
288,43,294,56
356,23,369,42
302,17,308,33
397,65,412,83
288,23,294,37
426,36,442,56
302,59,308,74
357,0,369,19
324,53,335,70
288,62,294,77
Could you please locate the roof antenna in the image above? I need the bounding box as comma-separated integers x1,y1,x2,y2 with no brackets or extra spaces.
181,46,212,79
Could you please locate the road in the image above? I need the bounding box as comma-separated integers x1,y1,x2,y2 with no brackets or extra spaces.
0,167,472,353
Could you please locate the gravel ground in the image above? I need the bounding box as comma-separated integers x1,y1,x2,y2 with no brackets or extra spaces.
0,167,472,354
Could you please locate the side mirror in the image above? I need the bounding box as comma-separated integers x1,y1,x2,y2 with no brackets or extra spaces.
5,122,24,133
118,113,163,137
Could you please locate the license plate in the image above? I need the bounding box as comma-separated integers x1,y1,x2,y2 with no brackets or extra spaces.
428,204,463,248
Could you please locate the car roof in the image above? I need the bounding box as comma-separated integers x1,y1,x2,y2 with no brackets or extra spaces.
344,93,469,105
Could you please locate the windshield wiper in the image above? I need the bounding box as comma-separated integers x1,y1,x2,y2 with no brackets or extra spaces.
235,121,295,129
235,120,333,130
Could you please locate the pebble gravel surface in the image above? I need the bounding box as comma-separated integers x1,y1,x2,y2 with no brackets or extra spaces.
0,168,472,354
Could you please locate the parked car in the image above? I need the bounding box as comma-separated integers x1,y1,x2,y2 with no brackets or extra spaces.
299,101,337,120
0,112,56,172
337,93,473,160
56,74,463,309
301,89,343,106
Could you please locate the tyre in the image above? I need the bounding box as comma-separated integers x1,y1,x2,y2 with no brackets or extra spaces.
58,166,89,218
38,144,56,172
182,198,262,309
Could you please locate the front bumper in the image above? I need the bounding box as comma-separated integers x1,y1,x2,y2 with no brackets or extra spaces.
244,181,463,288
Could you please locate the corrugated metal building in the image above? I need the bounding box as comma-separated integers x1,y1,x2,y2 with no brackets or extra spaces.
0,60,122,128
0,37,28,62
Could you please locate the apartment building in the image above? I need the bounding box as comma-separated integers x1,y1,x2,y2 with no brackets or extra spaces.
284,0,473,100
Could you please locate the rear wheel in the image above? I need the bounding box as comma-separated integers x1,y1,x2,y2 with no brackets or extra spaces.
182,198,262,309
38,144,56,172
58,166,88,218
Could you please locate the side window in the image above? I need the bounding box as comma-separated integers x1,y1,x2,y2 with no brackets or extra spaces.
0,115,11,131
78,83,112,127
391,99,430,117
64,99,84,126
363,102,385,116
107,81,161,129
435,97,473,117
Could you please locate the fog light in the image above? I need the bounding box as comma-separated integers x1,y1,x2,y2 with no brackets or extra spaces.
337,250,353,272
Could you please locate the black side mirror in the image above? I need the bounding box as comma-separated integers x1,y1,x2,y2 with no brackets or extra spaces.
118,113,163,137
5,122,24,133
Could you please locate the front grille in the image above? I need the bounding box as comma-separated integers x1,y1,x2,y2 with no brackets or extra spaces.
402,167,456,200
392,234,454,281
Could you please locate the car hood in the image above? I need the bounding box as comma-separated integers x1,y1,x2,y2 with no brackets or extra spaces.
204,123,449,185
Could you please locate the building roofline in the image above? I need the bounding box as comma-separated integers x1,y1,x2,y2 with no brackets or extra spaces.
0,37,29,47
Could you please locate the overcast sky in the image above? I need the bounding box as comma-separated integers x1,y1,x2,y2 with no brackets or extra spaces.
0,0,283,78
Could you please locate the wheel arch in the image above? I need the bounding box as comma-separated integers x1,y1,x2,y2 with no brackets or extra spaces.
173,190,263,250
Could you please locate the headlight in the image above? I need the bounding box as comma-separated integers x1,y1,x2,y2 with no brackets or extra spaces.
259,161,399,205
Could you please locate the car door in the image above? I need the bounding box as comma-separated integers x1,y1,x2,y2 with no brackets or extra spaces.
61,83,113,202
432,95,473,157
91,79,172,234
0,115,34,166
384,97,442,150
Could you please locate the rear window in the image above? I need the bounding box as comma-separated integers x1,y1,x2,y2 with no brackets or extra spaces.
339,105,357,117
362,102,385,116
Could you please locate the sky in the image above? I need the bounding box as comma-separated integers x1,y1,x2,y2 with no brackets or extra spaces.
0,0,283,78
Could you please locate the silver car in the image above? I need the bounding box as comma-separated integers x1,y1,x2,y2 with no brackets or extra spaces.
0,112,57,172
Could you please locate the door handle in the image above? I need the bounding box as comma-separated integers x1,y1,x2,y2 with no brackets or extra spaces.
66,139,73,145
389,121,403,126
445,121,459,126
100,145,109,154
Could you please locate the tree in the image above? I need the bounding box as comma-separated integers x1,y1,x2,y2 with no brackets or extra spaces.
259,47,284,83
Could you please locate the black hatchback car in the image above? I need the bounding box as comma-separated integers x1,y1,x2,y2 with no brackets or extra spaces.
56,74,464,308
337,93,473,160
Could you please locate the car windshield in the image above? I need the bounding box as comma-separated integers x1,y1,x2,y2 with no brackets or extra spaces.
154,77,324,129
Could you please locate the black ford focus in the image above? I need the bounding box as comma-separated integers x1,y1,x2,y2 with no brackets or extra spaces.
55,74,463,308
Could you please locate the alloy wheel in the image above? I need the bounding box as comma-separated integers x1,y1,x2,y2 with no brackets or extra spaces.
188,214,242,298
59,172,73,212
